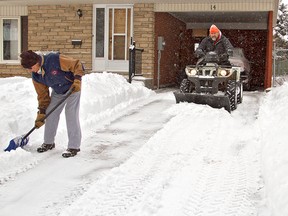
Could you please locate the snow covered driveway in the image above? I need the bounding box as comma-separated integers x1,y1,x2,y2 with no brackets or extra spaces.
59,91,265,216
0,90,175,216
0,82,266,215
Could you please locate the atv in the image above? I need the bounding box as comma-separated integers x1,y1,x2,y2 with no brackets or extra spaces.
173,51,243,112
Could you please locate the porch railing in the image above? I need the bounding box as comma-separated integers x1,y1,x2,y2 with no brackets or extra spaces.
128,41,144,83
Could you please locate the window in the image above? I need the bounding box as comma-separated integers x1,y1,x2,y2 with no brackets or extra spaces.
95,8,105,58
108,8,132,60
1,17,21,62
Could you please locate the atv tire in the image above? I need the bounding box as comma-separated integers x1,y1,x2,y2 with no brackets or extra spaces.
237,82,243,104
243,82,251,91
226,80,237,111
180,79,191,93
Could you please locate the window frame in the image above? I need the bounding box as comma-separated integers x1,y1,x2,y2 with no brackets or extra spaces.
0,16,21,63
109,7,132,61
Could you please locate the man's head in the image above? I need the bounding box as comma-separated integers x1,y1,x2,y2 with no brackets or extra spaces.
209,24,220,41
20,50,41,73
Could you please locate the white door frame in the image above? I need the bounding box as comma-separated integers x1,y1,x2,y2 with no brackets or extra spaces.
92,4,133,72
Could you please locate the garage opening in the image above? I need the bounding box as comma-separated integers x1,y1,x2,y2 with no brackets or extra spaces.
154,11,269,90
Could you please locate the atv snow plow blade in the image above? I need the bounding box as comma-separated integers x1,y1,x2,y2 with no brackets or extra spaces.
173,91,231,112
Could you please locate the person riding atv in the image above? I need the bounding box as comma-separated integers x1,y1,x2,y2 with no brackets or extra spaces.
195,24,233,65
173,24,243,112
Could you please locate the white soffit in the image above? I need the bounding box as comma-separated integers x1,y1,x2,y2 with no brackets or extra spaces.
154,0,276,28
154,2,274,12
0,5,27,16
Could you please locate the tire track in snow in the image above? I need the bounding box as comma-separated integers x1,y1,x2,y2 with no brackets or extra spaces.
60,92,264,216
182,146,259,216
178,93,263,216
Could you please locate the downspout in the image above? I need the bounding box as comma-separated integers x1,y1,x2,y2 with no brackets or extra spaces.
265,11,273,89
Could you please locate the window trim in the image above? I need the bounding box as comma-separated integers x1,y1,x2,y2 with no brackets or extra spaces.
0,17,21,64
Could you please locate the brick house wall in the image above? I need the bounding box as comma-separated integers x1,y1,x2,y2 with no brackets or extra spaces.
0,4,93,77
133,3,155,80
0,3,156,84
0,63,28,77
0,3,268,89
155,12,188,87
28,4,93,71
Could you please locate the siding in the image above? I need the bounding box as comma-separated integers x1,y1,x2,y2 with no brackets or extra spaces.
0,5,27,16
155,2,275,12
154,1,278,25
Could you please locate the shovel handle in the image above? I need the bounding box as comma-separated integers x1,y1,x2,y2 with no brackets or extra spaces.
22,87,75,140
22,126,37,140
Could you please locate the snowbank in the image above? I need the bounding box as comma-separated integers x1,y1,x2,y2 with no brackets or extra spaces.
258,83,288,216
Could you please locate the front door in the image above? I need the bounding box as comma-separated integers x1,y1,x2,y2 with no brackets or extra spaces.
93,4,133,72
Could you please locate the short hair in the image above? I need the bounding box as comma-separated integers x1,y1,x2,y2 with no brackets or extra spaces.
20,50,41,69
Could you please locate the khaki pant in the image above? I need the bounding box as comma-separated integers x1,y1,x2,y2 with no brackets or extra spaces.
44,90,81,149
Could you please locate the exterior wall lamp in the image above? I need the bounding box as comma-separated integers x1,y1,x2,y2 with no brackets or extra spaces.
77,9,83,18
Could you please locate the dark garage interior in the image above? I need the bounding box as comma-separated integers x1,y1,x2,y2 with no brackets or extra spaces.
154,11,269,90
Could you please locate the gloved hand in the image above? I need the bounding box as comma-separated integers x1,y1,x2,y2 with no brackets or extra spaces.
227,49,233,56
35,112,45,128
219,53,228,61
195,49,205,58
71,79,81,93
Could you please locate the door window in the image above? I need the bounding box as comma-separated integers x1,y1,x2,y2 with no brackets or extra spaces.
108,8,131,60
95,8,105,58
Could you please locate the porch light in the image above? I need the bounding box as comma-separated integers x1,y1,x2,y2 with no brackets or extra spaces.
77,9,83,18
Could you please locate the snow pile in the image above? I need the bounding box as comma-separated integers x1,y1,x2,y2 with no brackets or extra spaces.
258,83,288,216
82,72,154,127
0,73,154,184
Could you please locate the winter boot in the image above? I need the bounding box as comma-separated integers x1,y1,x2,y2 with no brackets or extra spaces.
37,143,55,153
62,148,80,158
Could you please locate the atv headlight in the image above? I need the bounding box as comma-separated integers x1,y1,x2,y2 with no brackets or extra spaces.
218,69,231,77
220,69,228,76
190,69,197,75
185,67,197,76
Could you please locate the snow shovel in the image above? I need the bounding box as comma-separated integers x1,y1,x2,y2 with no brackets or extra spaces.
4,87,74,152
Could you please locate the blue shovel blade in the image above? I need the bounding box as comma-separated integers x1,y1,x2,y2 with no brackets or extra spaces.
4,135,29,152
